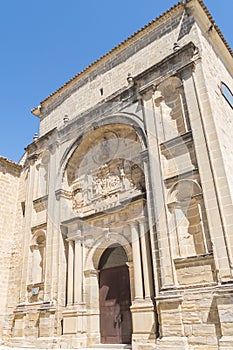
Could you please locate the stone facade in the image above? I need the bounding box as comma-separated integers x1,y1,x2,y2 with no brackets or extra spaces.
0,157,22,340
0,0,233,349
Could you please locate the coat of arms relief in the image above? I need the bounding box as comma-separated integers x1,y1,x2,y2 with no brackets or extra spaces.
66,127,145,217
72,159,145,216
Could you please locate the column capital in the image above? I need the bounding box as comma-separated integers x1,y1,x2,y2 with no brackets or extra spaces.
153,90,164,107
140,149,149,162
138,84,156,101
67,229,82,241
128,221,139,230
84,269,99,277
176,61,196,80
27,153,39,166
138,218,149,237
126,261,133,269
137,216,148,225
73,236,84,242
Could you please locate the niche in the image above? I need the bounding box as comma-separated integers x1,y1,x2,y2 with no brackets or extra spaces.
35,151,50,199
28,230,46,284
156,77,190,141
167,180,211,258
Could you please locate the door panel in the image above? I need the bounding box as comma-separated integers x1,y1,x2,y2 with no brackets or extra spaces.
99,265,132,344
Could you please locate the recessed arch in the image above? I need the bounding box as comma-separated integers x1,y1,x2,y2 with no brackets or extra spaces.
84,233,132,272
59,122,146,219
30,229,46,248
167,179,202,204
59,115,147,182
98,244,128,270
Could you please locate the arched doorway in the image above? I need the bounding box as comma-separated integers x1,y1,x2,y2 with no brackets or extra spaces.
98,244,132,344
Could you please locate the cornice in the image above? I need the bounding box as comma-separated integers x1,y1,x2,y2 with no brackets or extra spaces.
0,155,22,172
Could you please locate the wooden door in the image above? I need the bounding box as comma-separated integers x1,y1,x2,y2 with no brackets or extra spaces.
99,265,132,344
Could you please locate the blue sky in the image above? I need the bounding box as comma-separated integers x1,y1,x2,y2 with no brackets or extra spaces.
0,0,232,162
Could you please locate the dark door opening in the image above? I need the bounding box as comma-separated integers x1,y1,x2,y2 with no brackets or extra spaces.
99,245,132,344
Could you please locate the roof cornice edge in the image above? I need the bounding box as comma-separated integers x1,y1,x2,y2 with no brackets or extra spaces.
0,155,22,170
31,0,232,116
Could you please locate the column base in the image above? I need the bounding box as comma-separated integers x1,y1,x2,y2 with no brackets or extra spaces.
219,336,233,349
61,335,87,349
156,336,188,350
62,304,87,338
131,300,156,348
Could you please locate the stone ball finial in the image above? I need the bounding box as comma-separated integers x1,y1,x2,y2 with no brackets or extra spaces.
33,133,39,141
63,115,69,124
173,42,180,51
127,73,135,86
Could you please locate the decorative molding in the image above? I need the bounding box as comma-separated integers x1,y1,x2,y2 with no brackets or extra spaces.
160,131,193,158
33,195,48,212
31,223,47,233
173,253,213,267
55,189,72,200
156,293,183,303
164,168,199,186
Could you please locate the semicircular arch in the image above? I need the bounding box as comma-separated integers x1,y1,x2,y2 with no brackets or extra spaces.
84,233,132,271
167,179,202,204
59,113,147,182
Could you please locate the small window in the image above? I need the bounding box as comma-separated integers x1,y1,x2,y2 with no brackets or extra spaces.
221,82,233,109
21,201,26,216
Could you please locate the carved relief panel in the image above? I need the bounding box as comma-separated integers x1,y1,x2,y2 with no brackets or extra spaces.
65,125,145,217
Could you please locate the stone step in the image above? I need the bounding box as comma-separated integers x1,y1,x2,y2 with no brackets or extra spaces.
0,344,132,350
80,345,131,350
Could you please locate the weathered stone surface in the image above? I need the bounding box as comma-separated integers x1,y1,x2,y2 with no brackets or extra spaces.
1,0,233,349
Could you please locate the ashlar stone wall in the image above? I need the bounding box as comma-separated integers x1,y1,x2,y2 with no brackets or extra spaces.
0,157,22,339
38,3,198,136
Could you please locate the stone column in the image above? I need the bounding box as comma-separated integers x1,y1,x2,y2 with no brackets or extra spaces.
44,140,60,302
197,201,209,253
84,269,100,343
181,64,232,280
67,240,74,305
141,149,159,294
176,81,191,132
138,218,153,299
74,238,83,304
126,261,134,301
190,59,233,278
130,219,156,346
129,221,144,300
141,88,175,289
